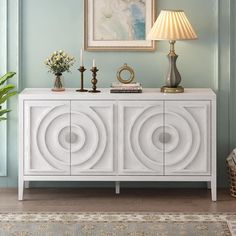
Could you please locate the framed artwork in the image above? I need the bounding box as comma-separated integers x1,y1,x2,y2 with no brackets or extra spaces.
84,0,156,51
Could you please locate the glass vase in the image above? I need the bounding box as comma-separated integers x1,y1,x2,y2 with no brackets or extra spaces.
52,73,65,92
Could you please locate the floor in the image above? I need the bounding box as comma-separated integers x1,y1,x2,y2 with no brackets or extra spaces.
0,188,235,212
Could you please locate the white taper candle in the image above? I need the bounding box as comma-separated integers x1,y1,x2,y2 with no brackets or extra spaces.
80,48,83,67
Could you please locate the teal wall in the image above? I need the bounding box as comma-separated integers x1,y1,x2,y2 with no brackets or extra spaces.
0,0,233,188
0,0,7,177
21,0,216,90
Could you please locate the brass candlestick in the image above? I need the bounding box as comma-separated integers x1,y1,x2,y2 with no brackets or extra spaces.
89,67,100,93
76,66,88,92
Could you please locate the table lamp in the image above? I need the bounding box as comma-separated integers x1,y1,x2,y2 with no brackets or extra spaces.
147,10,198,93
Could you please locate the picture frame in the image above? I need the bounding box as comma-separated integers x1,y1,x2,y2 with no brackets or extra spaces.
84,0,156,51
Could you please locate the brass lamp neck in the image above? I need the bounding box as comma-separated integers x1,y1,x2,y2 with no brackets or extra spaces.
169,40,176,55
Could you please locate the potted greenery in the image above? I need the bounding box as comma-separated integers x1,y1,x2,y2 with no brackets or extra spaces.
44,50,75,92
0,72,17,121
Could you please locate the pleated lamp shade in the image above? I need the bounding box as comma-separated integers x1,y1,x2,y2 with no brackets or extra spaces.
147,10,198,41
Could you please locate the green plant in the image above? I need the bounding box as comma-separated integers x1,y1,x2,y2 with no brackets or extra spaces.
0,72,17,121
44,50,75,75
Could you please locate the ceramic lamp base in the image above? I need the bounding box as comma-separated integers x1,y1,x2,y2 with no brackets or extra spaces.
161,86,184,93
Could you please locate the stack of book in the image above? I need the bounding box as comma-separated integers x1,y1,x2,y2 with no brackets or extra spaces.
110,82,142,93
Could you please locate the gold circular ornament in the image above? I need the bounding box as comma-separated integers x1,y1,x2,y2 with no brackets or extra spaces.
117,63,135,84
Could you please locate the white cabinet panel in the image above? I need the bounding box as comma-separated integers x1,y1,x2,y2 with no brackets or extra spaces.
118,101,164,175
164,101,211,175
19,89,216,201
71,101,115,175
24,101,70,176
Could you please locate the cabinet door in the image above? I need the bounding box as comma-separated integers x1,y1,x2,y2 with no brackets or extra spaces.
24,101,70,175
118,101,164,175
71,101,115,175
164,101,211,175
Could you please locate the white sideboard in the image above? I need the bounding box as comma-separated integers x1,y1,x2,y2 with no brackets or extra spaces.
18,88,217,201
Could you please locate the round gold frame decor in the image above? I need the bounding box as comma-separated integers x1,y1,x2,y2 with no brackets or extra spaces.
117,63,135,84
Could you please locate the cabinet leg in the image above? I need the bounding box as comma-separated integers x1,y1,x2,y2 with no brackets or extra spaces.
25,181,30,189
211,180,217,202
18,179,24,201
115,181,120,194
207,182,211,190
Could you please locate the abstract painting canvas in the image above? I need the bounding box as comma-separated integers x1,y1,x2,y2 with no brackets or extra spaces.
84,0,155,51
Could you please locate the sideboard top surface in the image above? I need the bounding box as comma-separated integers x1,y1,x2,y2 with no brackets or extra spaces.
19,88,216,100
